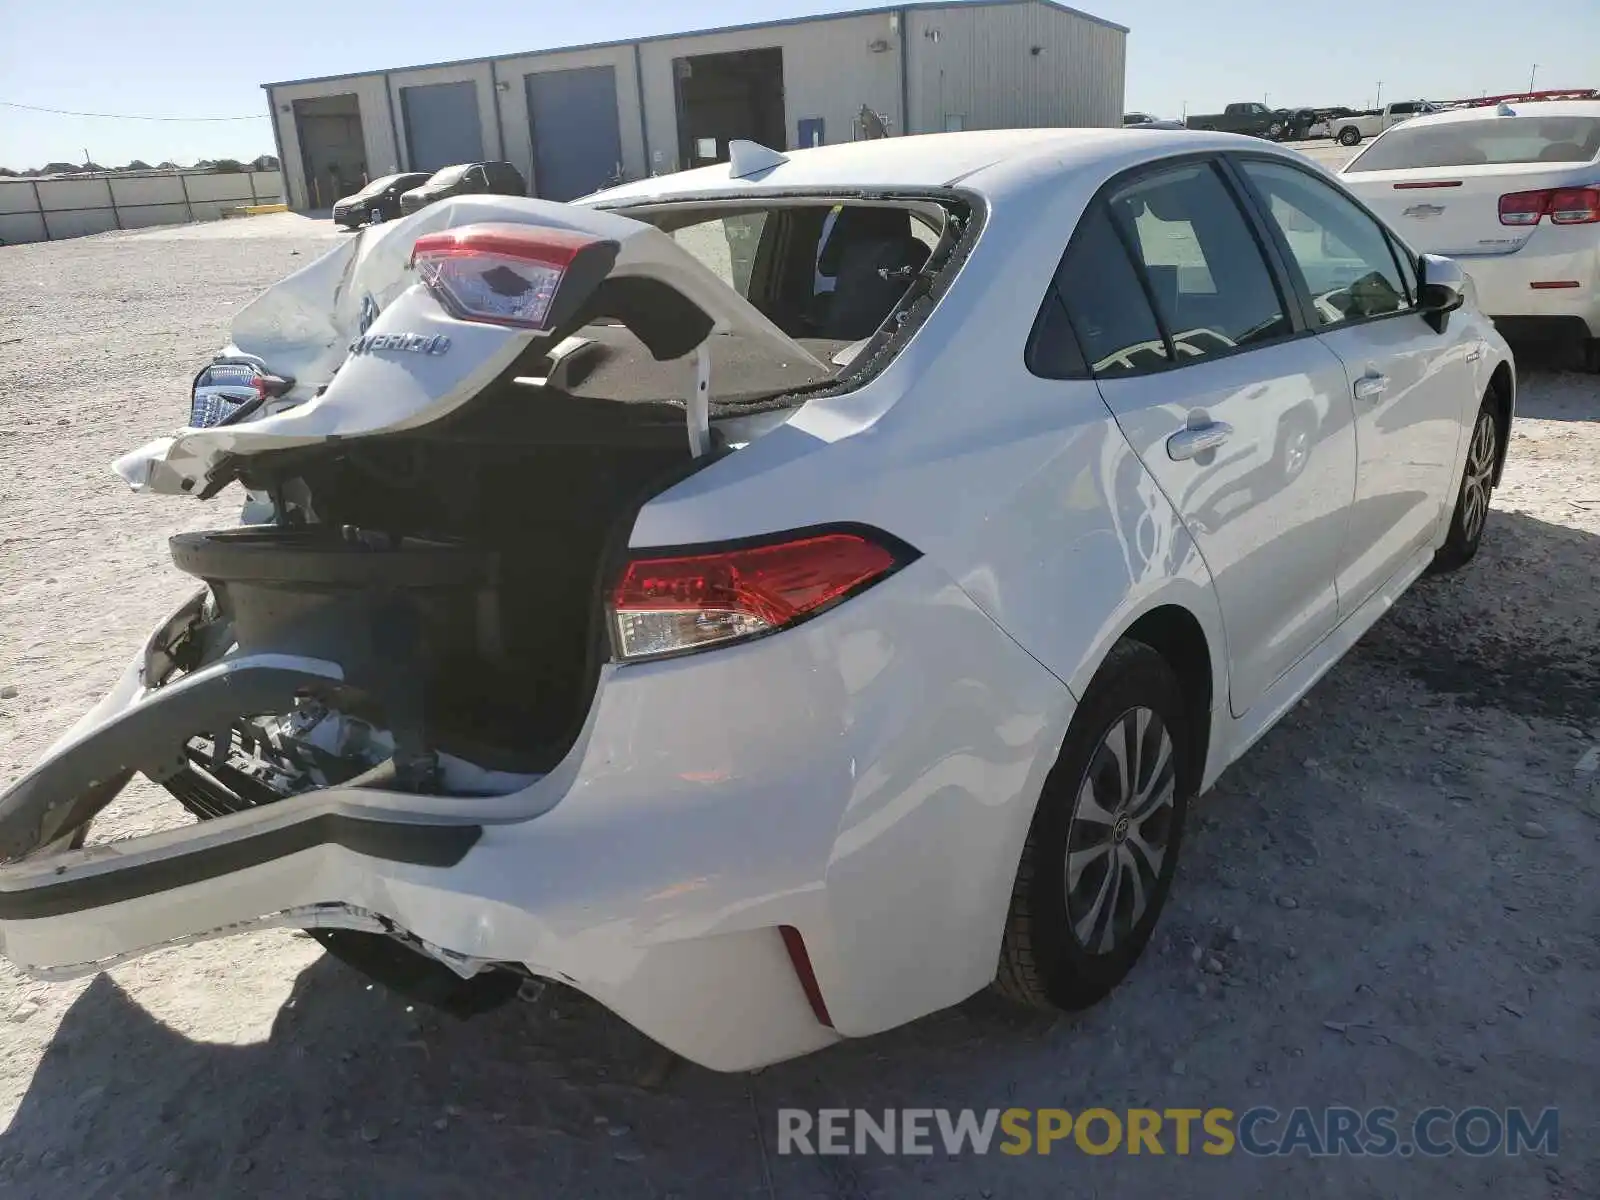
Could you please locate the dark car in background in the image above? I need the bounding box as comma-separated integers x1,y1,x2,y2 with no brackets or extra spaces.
1185,101,1317,140
331,173,431,229
398,162,527,215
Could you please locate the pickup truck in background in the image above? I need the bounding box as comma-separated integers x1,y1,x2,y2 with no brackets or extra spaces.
1325,100,1440,146
1185,102,1317,140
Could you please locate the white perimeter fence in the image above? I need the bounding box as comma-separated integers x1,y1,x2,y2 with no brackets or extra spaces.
0,170,285,245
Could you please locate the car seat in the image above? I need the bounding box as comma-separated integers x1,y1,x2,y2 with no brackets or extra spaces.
815,208,932,340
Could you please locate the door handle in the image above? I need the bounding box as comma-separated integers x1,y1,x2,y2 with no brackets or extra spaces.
1167,420,1233,461
1353,373,1389,401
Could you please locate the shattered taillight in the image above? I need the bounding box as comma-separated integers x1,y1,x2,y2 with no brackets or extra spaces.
609,528,914,662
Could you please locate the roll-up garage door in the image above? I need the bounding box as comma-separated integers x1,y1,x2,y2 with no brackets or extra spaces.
525,66,625,201
401,81,485,172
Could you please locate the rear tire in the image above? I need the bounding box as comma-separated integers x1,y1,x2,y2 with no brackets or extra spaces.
1581,338,1600,374
1431,397,1501,573
996,640,1194,1011
1338,126,1362,146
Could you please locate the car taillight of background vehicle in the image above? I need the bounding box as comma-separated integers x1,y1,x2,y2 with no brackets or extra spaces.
609,529,915,661
410,224,618,329
1498,186,1600,226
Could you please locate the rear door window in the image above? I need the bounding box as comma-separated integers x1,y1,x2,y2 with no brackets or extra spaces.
1106,162,1291,360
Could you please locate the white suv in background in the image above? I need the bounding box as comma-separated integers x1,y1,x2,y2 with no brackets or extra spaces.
1341,100,1600,369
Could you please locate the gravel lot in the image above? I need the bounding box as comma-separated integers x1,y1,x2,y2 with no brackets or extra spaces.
1,205,1598,1200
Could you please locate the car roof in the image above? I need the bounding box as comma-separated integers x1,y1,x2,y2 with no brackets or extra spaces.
1387,99,1600,129
589,128,1280,205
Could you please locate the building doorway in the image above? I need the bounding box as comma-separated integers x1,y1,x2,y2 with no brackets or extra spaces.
673,48,785,168
292,94,365,209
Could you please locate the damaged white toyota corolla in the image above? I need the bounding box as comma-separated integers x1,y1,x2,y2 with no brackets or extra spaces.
0,131,1514,1070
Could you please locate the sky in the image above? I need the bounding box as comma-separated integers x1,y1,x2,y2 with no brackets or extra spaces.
1,0,1596,169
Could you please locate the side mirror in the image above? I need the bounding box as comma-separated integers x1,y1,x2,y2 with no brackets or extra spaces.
1417,253,1465,333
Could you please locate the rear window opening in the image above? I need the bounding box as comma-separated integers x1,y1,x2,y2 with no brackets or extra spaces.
1348,115,1600,172
633,199,951,340
616,197,964,379
500,195,970,423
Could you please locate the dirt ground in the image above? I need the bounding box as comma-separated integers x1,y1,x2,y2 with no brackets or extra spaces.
0,208,1598,1200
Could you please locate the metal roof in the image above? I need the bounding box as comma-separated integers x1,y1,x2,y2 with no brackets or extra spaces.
588,127,1229,202
261,0,1128,91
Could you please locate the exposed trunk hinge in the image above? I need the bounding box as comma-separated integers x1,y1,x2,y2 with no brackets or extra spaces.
687,343,711,458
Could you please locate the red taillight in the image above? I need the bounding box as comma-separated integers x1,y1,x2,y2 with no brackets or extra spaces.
1499,189,1549,225
410,223,618,329
608,528,911,661
1548,186,1600,224
1499,186,1600,226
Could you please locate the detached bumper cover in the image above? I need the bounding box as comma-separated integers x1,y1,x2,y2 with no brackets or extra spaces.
0,562,1074,1071
0,651,347,860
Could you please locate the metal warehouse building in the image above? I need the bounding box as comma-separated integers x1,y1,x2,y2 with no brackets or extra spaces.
264,0,1127,209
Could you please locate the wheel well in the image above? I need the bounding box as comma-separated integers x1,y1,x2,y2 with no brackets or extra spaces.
1121,606,1213,784
1487,362,1513,485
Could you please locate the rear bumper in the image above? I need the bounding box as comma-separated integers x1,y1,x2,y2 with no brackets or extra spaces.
1491,315,1594,343
0,560,1073,1070
1457,236,1600,338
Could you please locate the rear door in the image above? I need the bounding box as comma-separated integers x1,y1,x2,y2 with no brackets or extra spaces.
1234,155,1474,612
1070,158,1358,716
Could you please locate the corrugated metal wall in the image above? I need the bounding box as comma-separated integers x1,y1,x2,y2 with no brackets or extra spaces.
636,11,905,173
906,2,1124,134
266,1,1126,209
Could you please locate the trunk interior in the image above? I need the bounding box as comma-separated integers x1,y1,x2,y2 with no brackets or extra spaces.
197,366,705,787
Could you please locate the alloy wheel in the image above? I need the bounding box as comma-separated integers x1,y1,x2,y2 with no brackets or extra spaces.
1064,706,1177,954
1460,413,1496,544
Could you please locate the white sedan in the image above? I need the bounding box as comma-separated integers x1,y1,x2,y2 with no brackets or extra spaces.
0,129,1513,1071
1341,100,1600,370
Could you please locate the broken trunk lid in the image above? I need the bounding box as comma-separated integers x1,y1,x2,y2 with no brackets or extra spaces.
127,198,830,495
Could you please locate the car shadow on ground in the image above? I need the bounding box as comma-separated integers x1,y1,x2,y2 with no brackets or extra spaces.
2,512,1596,1199
1506,344,1598,423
